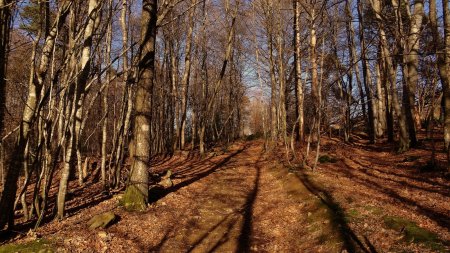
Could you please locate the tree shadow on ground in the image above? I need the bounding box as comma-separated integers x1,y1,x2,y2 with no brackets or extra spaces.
294,170,378,253
186,150,261,253
148,145,247,203
0,173,116,243
150,145,261,253
340,158,450,230
309,137,450,249
236,157,260,253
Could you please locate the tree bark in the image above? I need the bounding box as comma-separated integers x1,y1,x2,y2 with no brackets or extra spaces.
0,1,72,229
293,0,303,142
57,0,101,219
180,0,195,150
0,0,11,135
369,0,410,150
123,0,158,210
310,8,319,134
357,0,375,143
264,2,277,143
276,4,286,143
200,0,237,155
442,0,450,170
398,0,423,146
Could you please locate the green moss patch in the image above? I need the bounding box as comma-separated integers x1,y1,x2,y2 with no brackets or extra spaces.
120,185,147,211
383,216,445,251
87,212,117,229
0,239,54,253
345,209,360,221
363,205,383,216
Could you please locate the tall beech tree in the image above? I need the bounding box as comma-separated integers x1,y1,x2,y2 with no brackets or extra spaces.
0,1,72,229
122,0,158,210
0,0,11,135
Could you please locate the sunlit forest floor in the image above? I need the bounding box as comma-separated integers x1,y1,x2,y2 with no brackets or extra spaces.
1,132,449,252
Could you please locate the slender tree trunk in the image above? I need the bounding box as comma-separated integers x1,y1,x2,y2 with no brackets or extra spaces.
101,0,113,189
180,0,195,150
357,0,375,143
0,0,11,136
379,49,394,142
382,30,410,151
293,0,303,142
57,0,101,219
266,7,277,143
370,0,409,150
111,0,133,188
375,59,386,136
252,3,268,147
200,0,237,155
123,0,157,210
403,0,423,146
0,1,72,229
276,5,287,143
442,0,450,170
199,0,208,155
343,0,355,141
310,8,319,140
344,0,367,129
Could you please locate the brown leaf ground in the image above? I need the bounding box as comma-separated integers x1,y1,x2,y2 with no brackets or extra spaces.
283,132,450,253
1,135,449,252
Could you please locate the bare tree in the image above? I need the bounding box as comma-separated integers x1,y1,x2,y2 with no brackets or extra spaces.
293,0,304,142
0,1,72,229
179,0,195,150
443,0,450,170
122,0,158,210
0,0,12,135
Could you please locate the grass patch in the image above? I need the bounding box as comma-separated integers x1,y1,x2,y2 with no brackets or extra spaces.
0,239,54,253
383,216,445,251
345,209,360,221
318,155,338,164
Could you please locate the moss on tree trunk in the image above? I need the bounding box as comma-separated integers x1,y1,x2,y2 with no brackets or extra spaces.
120,185,147,211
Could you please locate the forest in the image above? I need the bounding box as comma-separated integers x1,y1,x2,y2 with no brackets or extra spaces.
0,0,449,252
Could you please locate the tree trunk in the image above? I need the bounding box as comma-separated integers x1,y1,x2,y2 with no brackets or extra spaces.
370,0,409,151
200,0,237,155
266,5,277,143
310,8,319,138
180,0,195,150
123,0,157,211
397,0,423,146
0,1,72,229
0,0,11,135
442,0,450,170
357,0,375,143
276,4,286,143
375,59,386,136
101,0,113,189
293,0,304,142
57,0,101,219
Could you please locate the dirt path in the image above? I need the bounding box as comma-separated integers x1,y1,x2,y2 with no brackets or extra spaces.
3,138,448,252
16,141,345,252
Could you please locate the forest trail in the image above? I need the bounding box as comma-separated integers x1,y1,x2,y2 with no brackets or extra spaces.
8,141,344,252
2,139,449,252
